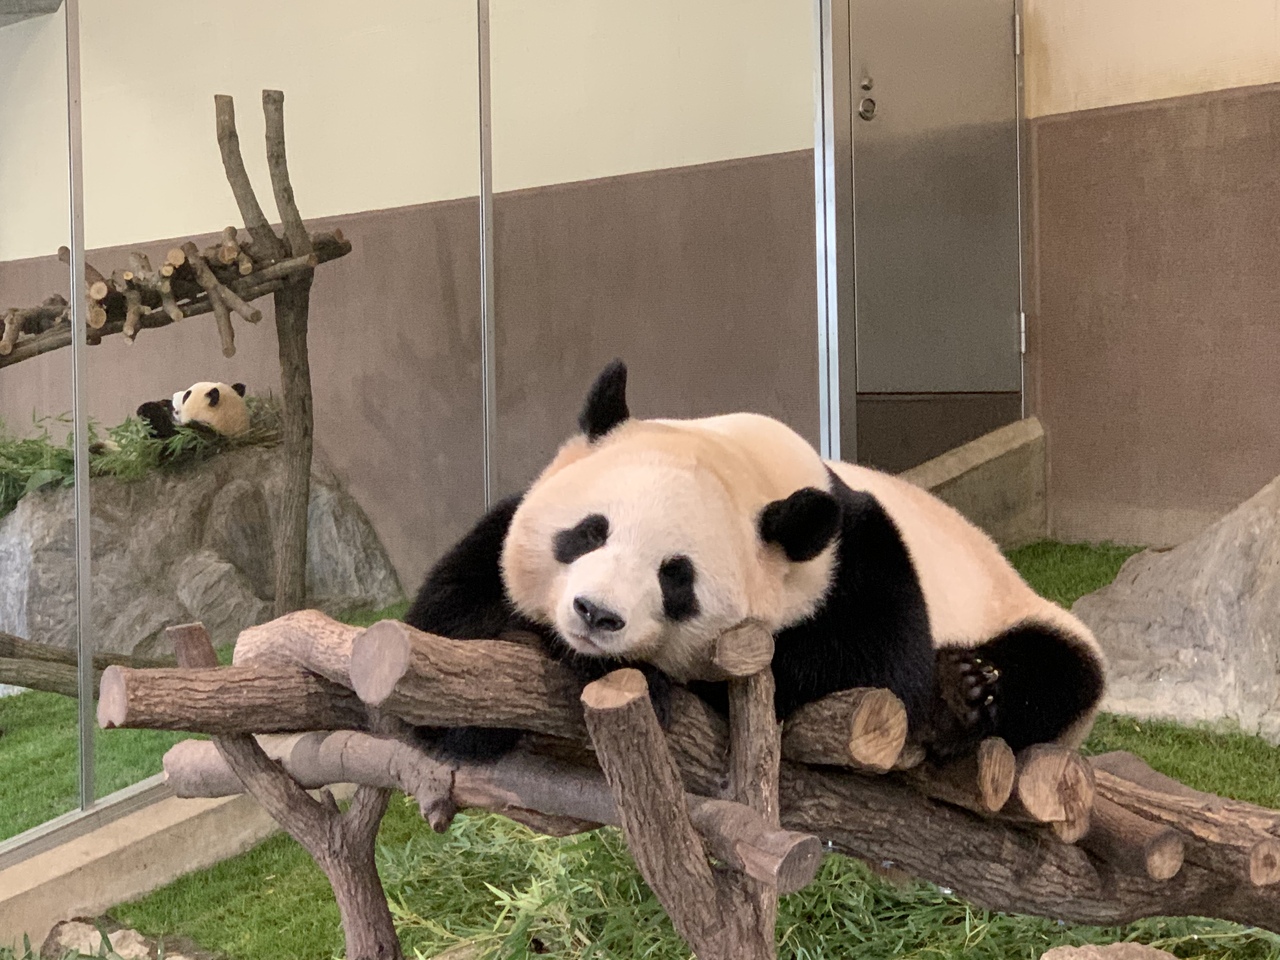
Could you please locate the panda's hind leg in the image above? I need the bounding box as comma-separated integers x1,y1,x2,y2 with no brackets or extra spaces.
929,622,1105,760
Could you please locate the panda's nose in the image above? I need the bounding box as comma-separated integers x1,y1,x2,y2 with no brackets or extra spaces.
573,596,625,633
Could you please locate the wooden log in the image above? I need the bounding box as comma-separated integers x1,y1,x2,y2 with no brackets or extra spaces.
1004,744,1096,842
1091,751,1280,886
0,309,20,356
0,656,88,699
583,669,771,960
213,94,287,262
164,733,822,895
0,629,174,671
232,608,362,685
781,687,907,773
348,620,586,741
1080,796,1185,882
902,736,1016,816
97,662,367,735
262,90,314,259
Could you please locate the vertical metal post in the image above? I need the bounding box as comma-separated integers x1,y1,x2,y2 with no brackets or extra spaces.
1013,0,1029,421
813,0,855,462
63,0,94,809
477,0,497,508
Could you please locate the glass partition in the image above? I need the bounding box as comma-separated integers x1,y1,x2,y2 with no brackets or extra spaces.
73,0,484,800
488,0,821,493
0,3,84,841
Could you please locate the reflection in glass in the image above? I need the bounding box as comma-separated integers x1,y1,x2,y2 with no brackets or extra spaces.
72,0,484,801
0,3,83,841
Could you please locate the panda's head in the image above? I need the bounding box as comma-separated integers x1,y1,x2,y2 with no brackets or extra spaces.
171,381,250,437
501,360,842,681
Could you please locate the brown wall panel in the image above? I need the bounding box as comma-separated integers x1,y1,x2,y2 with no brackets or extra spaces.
490,150,819,495
0,150,820,589
1029,82,1280,546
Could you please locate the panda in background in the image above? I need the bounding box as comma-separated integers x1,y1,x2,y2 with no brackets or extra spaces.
406,359,1106,764
136,380,251,443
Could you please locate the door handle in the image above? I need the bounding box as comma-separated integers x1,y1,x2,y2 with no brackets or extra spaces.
858,97,877,121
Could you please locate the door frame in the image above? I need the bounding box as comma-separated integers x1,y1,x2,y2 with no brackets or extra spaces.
812,0,1030,461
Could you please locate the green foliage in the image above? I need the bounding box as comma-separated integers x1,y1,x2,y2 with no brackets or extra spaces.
0,396,281,522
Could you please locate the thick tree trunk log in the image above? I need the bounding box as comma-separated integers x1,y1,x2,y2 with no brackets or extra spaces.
270,277,314,616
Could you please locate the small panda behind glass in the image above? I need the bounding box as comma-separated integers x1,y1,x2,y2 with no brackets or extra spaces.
136,381,251,442
406,360,1106,765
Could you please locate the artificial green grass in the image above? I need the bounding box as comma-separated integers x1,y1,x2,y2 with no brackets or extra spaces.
96,540,1280,960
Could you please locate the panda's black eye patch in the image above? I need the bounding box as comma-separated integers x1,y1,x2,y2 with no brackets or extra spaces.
659,555,699,621
553,514,609,564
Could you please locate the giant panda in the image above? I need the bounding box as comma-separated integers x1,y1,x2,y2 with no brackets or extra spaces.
136,380,251,442
406,359,1106,764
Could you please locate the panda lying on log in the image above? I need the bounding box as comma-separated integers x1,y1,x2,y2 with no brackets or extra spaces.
406,360,1105,765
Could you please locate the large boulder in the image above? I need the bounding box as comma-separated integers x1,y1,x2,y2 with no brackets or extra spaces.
0,446,403,656
1072,475,1280,741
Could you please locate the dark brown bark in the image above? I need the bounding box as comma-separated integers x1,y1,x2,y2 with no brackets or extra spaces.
1080,796,1186,882
781,687,907,773
270,276,314,615
900,736,1016,816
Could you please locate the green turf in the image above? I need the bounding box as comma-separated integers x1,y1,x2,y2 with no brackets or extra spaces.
1005,539,1144,608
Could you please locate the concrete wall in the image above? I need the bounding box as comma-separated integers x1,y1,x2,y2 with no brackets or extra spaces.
1023,1,1280,546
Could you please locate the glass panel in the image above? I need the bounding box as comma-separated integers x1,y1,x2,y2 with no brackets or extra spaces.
0,4,83,840
74,0,484,799
489,0,820,493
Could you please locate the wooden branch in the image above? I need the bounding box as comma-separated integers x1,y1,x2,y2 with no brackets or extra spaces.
0,629,174,671
261,90,313,259
213,94,287,261
0,310,19,355
232,608,361,685
1080,796,1185,882
583,669,768,960
56,246,108,328
1092,752,1280,886
0,233,349,370
97,662,367,734
165,733,822,894
899,737,1016,816
781,687,907,773
169,623,403,960
182,241,240,356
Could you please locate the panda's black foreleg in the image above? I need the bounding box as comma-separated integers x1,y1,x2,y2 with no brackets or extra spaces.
404,492,540,764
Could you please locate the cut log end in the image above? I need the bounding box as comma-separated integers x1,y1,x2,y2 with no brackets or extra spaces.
846,688,908,772
711,621,774,679
976,737,1017,812
1147,830,1187,882
1251,839,1280,886
580,667,648,711
1013,744,1096,828
348,620,414,707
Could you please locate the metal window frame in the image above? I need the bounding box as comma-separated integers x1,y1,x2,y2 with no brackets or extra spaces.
812,0,855,463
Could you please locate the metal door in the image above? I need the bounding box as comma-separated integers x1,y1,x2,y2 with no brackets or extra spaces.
848,0,1022,396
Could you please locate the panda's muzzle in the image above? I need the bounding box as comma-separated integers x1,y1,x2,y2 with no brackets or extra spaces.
572,596,626,634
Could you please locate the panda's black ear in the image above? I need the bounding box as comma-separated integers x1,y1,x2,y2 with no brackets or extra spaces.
206,386,221,407
578,358,629,441
232,383,247,397
758,487,841,562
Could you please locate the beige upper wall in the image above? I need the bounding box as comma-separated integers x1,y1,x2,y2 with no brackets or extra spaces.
1025,0,1280,117
0,0,814,261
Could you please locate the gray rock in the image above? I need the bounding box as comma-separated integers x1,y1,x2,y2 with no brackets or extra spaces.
1041,945,1176,960
1072,474,1280,741
0,446,404,657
